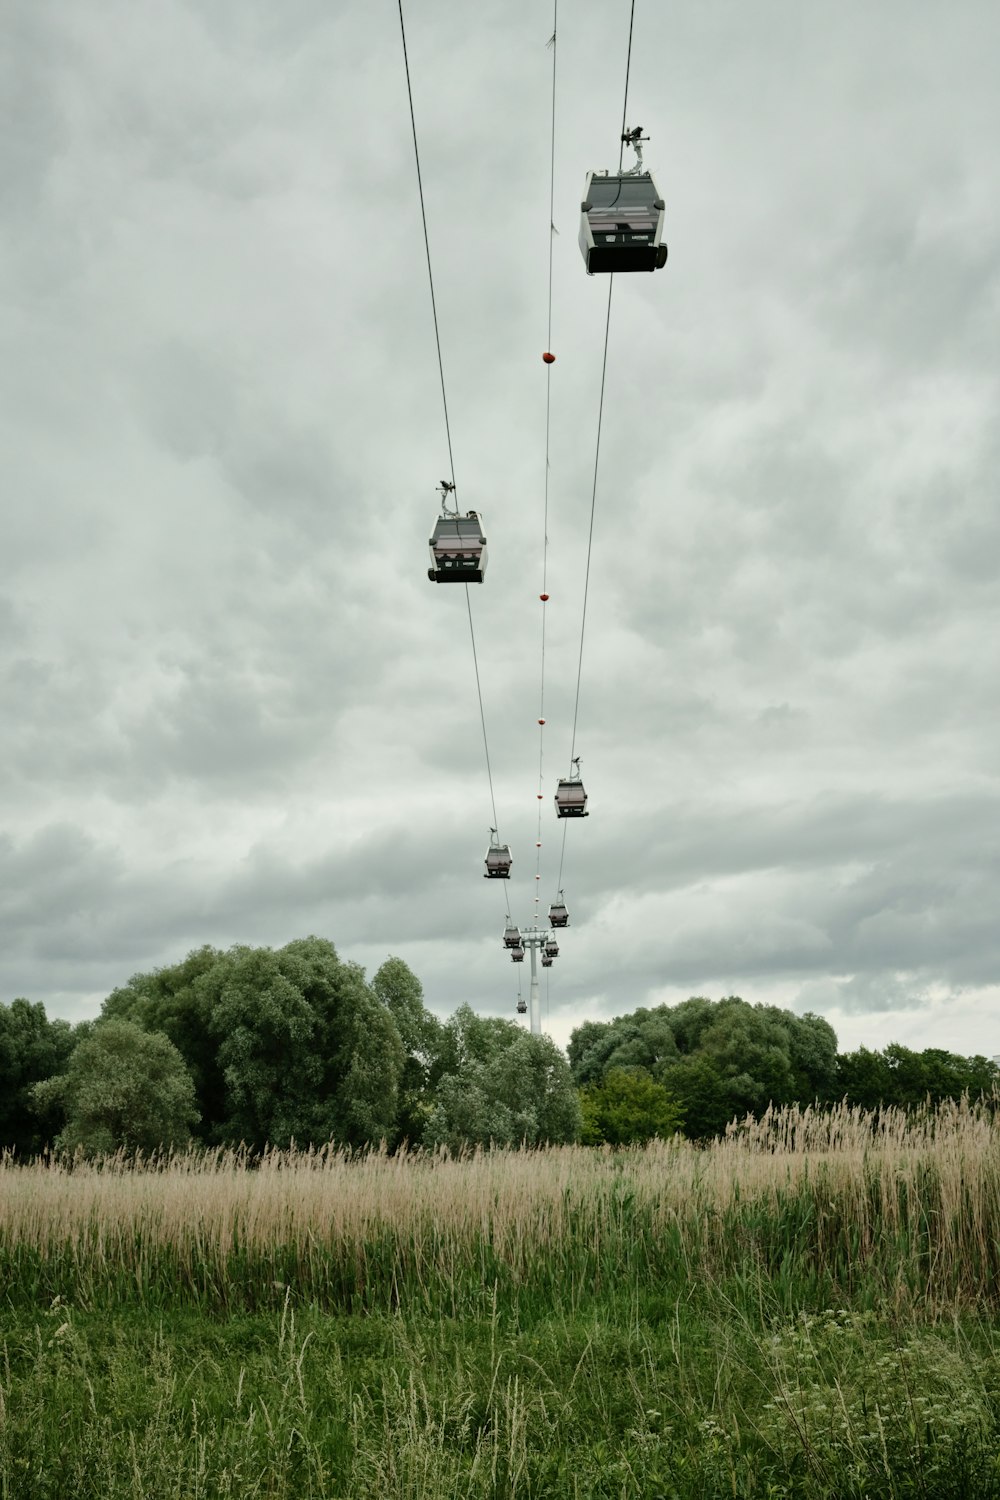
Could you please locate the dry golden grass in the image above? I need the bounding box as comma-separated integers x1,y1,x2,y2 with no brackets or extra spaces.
2,1099,999,1315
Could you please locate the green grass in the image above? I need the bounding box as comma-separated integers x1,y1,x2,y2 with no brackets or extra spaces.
4,1112,1000,1496
4,1292,1000,1498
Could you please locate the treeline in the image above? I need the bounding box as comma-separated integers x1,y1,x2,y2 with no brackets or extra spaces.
2,939,578,1156
2,939,996,1156
570,997,999,1142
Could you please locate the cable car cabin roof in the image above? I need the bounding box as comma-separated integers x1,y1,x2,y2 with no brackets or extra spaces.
548,903,569,927
428,512,487,584
554,779,588,817
503,925,522,948
579,171,667,276
430,513,486,545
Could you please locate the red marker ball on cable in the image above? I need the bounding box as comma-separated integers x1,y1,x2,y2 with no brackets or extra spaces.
542,352,556,364
540,593,549,602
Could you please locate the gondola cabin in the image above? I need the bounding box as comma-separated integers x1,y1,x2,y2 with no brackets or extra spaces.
516,998,527,1014
541,953,553,968
548,896,569,928
544,937,559,959
428,511,487,584
503,924,522,949
484,833,512,879
511,944,525,963
579,171,667,275
554,764,588,818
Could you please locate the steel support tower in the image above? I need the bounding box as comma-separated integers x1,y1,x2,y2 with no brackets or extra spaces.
516,926,552,1036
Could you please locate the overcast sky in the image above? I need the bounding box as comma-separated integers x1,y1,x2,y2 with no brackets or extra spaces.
2,0,998,1058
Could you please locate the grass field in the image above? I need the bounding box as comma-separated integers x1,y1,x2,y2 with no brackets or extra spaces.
3,1100,1000,1497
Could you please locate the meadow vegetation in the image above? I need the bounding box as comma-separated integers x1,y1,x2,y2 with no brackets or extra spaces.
4,1098,1000,1497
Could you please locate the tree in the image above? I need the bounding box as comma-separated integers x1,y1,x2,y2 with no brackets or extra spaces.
568,995,841,1137
835,1044,890,1110
566,1019,614,1087
837,1044,1000,1111
103,937,407,1150
567,1008,680,1086
0,999,77,1156
915,1048,998,1105
102,945,227,1141
423,1005,581,1150
199,937,404,1149
663,997,717,1055
696,998,795,1113
372,957,445,1143
33,1020,199,1155
657,1054,735,1140
779,1009,839,1103
579,1068,684,1146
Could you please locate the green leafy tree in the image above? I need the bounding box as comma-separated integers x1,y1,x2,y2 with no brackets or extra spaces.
566,1019,614,1087
372,957,444,1142
838,1044,999,1111
423,1005,581,1150
835,1044,887,1109
568,995,840,1137
915,1047,998,1105
657,1053,735,1139
0,999,77,1156
664,996,717,1055
567,1009,680,1086
881,1043,1000,1108
104,938,407,1150
199,937,404,1149
779,1009,839,1103
33,1019,199,1155
579,1068,684,1146
696,998,795,1114
102,946,227,1140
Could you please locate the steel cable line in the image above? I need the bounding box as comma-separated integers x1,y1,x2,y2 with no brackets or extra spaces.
397,0,456,487
465,588,514,929
535,4,558,934
557,0,637,900
618,0,637,171
397,0,509,925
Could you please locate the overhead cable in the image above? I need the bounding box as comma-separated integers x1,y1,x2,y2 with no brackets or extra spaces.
558,0,637,898
397,0,505,908
535,1,558,927
397,0,457,488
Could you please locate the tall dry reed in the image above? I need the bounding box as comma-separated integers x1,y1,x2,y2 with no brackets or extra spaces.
2,1099,998,1316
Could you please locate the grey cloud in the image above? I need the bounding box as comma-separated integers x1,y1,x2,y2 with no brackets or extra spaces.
795,974,932,1020
0,8,69,224
2,0,999,1061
